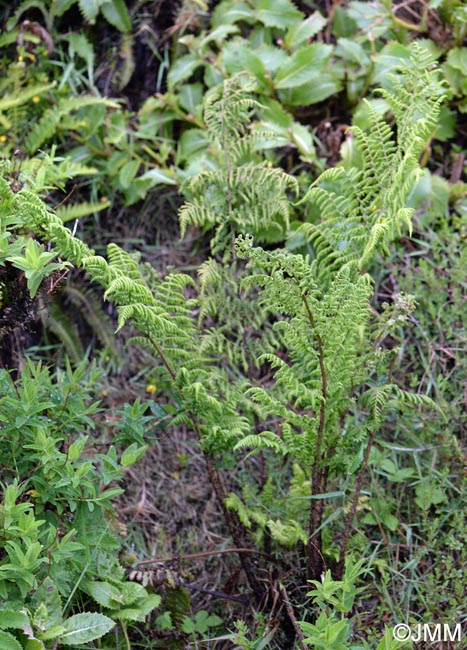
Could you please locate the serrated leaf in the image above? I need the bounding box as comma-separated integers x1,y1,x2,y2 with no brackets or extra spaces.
167,54,203,89
0,610,29,629
0,630,22,650
59,613,115,645
78,0,105,24
101,0,131,32
275,44,333,89
285,12,327,48
114,594,161,621
86,581,124,608
211,1,254,27
255,0,303,28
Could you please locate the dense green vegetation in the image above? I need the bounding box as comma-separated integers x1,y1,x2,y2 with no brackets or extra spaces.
1,1,467,648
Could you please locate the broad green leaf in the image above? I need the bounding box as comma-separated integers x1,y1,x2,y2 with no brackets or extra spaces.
101,0,132,32
129,168,178,203
372,42,411,87
289,123,315,159
121,443,148,467
167,54,203,89
434,105,456,141
120,582,148,605
259,98,293,128
113,594,161,621
135,168,177,187
336,37,370,68
254,46,288,74
24,640,45,650
37,625,66,641
444,47,467,95
199,24,239,47
0,610,29,629
211,1,254,27
59,613,115,645
182,617,195,634
176,129,209,164
222,44,268,88
332,5,357,37
95,487,123,501
446,47,467,74
255,0,303,28
280,73,342,105
352,97,390,130
118,160,140,190
178,83,204,114
347,1,392,38
382,513,399,531
0,631,22,650
53,0,75,17
285,12,327,48
275,44,333,89
86,581,124,608
415,481,446,511
237,49,267,81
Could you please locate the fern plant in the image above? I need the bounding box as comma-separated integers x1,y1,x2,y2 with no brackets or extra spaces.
2,44,446,639
230,44,445,581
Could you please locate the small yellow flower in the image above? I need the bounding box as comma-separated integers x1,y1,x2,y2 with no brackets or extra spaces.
146,383,157,394
18,55,23,62
0,135,7,143
32,96,40,104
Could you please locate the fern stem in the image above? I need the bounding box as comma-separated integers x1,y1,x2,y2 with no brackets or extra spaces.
336,428,376,579
301,292,328,581
147,335,177,380
148,326,265,601
191,414,266,604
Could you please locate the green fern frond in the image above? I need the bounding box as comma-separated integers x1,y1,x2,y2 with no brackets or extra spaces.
56,200,110,223
42,301,85,362
25,96,120,152
233,431,287,456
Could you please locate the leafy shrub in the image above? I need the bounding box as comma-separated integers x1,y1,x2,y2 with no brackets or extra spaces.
0,359,159,648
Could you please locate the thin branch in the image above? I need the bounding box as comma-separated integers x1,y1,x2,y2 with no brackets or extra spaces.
135,547,273,566
279,583,307,650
